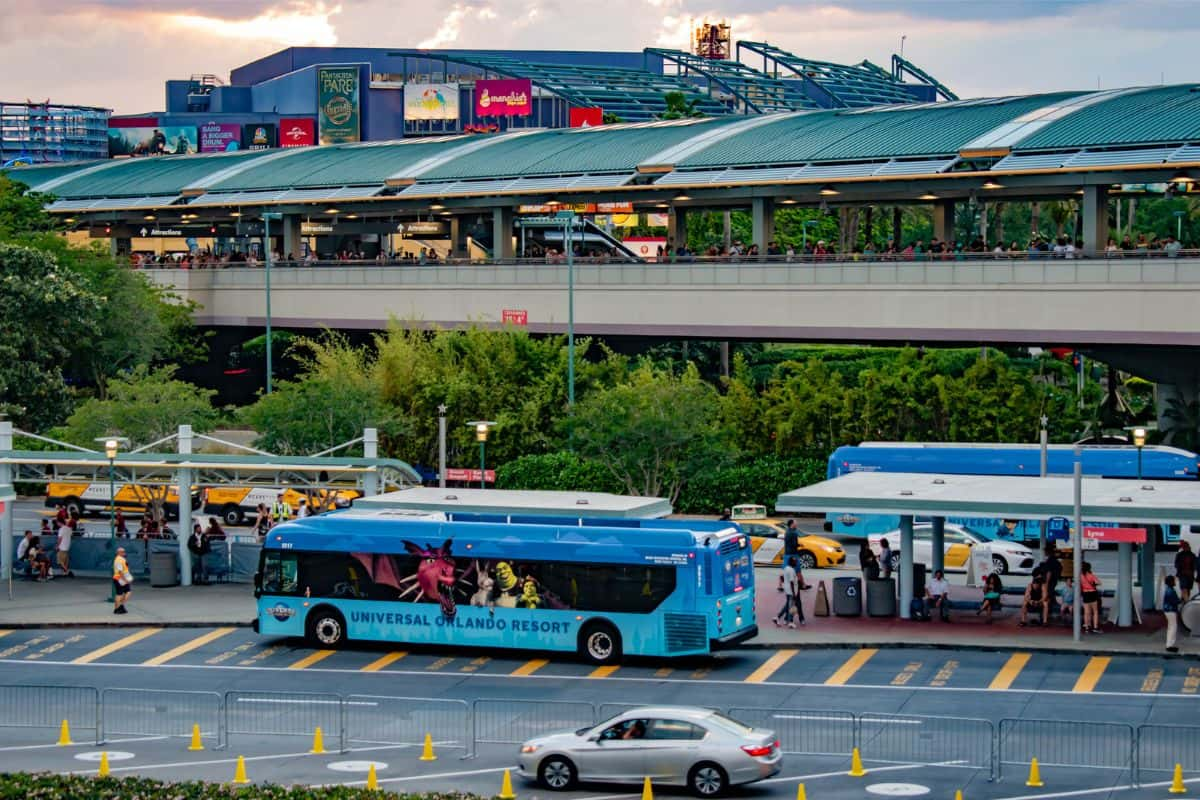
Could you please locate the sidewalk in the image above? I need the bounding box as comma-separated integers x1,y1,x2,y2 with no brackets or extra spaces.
752,572,1193,656
2,577,254,627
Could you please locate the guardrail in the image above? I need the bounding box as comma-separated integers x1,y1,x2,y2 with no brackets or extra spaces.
0,684,1194,783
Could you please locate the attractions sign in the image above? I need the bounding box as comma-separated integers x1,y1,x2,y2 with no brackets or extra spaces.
317,66,362,144
474,79,532,117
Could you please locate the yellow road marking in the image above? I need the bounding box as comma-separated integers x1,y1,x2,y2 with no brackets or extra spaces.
891,661,922,686
0,630,11,639
989,652,1031,690
461,657,490,673
825,648,877,685
287,649,336,670
143,628,236,666
361,651,407,672
511,658,549,676
745,649,797,684
654,667,674,678
589,665,620,679
26,634,85,661
427,657,455,671
930,660,959,687
72,628,161,664
1182,667,1200,694
1142,668,1163,693
1072,656,1111,693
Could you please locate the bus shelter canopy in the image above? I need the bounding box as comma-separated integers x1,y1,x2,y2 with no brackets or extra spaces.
777,471,1200,526
355,487,671,519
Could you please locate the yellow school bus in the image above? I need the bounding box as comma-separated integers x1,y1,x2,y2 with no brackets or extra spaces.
44,482,201,519
202,486,361,526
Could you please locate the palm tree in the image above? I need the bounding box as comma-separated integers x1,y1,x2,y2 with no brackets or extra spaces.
1162,395,1200,451
660,92,701,120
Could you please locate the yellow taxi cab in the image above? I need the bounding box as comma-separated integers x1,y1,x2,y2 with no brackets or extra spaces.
203,486,361,526
730,504,846,570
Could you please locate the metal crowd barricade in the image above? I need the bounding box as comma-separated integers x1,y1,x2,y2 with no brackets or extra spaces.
998,718,1134,781
596,703,650,722
860,713,994,778
0,684,100,745
100,688,223,747
729,707,855,757
346,695,471,757
224,690,345,752
1135,723,1200,785
471,698,596,747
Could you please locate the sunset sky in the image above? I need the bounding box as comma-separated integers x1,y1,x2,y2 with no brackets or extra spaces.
3,0,1196,114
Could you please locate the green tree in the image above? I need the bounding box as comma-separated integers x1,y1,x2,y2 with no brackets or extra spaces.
659,91,702,120
243,333,399,455
0,242,102,429
565,362,734,501
55,365,217,448
0,175,58,238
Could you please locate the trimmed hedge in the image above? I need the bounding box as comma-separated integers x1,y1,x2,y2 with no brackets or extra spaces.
496,452,825,514
0,773,488,799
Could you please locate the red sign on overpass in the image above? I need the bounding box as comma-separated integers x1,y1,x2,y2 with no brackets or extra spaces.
1084,526,1147,543
501,309,528,326
445,468,495,483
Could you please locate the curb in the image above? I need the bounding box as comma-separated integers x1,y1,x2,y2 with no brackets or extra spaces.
736,639,1182,658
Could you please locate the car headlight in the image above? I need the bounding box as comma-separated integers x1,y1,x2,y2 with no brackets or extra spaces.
520,744,540,754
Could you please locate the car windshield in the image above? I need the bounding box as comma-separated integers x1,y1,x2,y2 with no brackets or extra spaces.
581,713,626,736
705,711,754,736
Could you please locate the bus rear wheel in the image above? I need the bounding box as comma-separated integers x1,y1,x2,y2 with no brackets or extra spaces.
306,607,347,647
578,621,621,665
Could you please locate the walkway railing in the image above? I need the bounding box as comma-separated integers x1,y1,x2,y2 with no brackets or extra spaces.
0,683,1194,784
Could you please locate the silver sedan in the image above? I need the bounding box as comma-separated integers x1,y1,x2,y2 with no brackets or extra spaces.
517,706,782,796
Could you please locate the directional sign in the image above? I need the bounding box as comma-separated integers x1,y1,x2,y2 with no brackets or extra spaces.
1084,526,1146,543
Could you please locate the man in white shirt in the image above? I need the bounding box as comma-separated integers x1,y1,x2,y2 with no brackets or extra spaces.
926,569,951,622
16,530,33,562
56,523,74,577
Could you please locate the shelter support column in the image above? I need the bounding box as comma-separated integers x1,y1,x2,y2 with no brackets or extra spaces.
752,197,775,251
1081,185,1109,257
363,427,379,497
899,515,914,620
1117,542,1133,627
667,207,687,253
932,201,954,244
449,216,467,259
0,420,12,585
930,516,945,575
177,424,193,587
1140,536,1157,610
492,207,515,260
281,214,303,260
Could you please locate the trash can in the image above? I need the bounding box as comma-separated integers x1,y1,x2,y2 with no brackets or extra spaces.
832,576,862,617
867,578,896,617
912,561,927,599
149,550,179,588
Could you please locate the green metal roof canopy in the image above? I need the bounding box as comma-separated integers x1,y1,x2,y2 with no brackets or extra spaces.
355,487,672,519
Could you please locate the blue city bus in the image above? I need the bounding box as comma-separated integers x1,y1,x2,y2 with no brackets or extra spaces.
825,442,1199,544
253,513,757,664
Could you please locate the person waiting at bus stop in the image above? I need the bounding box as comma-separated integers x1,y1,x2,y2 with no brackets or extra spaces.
926,569,951,622
187,523,211,585
1019,571,1049,627
978,573,1003,622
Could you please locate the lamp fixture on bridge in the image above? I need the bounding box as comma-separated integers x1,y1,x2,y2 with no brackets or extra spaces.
981,180,1003,190
429,203,445,210
778,198,797,204
324,208,340,215
230,211,242,217
818,185,840,196
143,214,156,220
64,217,75,223
673,193,691,202
919,192,938,201
345,214,359,219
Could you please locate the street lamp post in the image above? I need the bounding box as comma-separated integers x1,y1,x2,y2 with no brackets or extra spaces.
438,404,448,488
1133,426,1146,479
1133,426,1156,611
467,421,496,490
562,214,576,408
262,212,282,394
96,436,128,602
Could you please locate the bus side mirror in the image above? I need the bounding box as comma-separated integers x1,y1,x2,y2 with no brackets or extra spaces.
253,571,262,597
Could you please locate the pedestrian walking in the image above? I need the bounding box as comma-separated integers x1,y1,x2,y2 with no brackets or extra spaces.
774,556,799,628
112,547,132,614
1175,541,1195,601
778,519,800,592
791,557,807,625
1163,575,1181,653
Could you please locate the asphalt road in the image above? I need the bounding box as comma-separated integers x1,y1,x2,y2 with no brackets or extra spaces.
0,625,1196,800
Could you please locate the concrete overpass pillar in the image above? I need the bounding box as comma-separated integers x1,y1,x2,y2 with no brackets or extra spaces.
933,201,954,245
492,207,515,260
0,420,12,586
449,217,467,259
281,215,303,261
1081,185,1109,257
751,197,775,251
667,207,687,254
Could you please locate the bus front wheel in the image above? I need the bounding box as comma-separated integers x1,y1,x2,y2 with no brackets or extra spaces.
306,607,347,647
222,504,244,526
578,622,621,665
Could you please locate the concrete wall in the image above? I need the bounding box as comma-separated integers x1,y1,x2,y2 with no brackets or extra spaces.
144,257,1200,346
